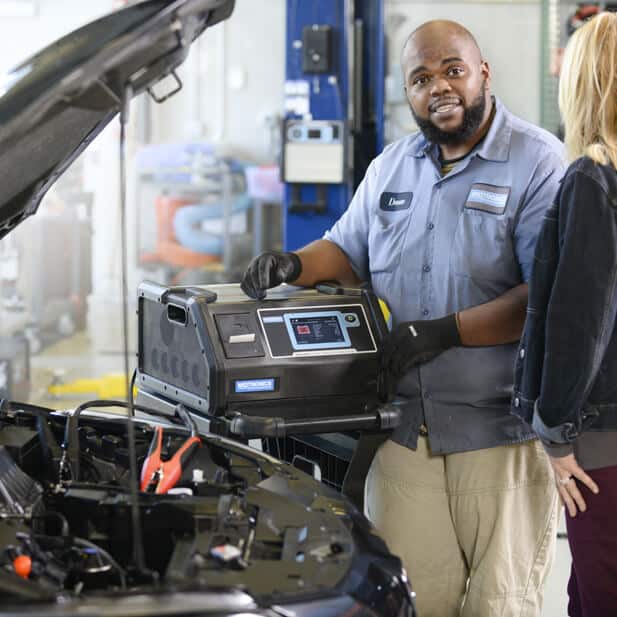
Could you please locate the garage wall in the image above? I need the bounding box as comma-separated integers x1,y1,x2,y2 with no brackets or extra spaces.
0,0,112,74
150,0,287,164
150,0,545,159
384,0,543,141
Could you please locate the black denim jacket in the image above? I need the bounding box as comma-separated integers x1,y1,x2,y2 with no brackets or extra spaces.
512,156,617,444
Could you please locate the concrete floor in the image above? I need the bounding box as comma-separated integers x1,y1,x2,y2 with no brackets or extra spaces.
30,330,134,410
29,328,573,616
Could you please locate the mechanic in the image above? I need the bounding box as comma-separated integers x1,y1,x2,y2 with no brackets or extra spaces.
241,20,565,617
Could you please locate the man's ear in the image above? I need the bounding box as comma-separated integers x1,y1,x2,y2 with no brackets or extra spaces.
481,60,491,84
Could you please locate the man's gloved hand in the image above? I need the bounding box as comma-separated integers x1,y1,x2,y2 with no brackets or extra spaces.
380,314,461,395
240,251,302,300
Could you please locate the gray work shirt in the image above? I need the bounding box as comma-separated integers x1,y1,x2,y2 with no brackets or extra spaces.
325,98,566,454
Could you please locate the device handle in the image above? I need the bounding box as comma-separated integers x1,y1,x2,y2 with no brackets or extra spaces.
225,404,400,438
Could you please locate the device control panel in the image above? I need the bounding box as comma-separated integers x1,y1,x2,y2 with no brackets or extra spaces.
283,120,345,184
258,304,376,357
286,121,342,144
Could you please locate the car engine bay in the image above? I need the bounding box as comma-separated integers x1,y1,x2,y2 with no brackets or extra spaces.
0,400,412,615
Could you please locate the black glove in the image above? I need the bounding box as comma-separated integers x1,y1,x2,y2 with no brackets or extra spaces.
381,314,461,394
240,251,302,300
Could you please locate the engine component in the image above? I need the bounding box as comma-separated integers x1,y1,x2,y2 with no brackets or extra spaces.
0,405,414,615
0,447,43,518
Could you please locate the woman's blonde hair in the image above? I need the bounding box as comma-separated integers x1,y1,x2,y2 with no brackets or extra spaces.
559,11,617,167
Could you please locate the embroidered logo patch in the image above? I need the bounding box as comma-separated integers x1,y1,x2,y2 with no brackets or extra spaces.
465,183,510,214
380,192,413,212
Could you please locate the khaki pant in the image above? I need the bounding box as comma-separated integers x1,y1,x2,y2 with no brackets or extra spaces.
365,437,558,617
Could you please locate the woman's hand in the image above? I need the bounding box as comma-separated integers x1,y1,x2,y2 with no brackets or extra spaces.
548,453,599,517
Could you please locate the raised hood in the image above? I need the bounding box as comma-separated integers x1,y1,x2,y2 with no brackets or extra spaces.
0,0,234,240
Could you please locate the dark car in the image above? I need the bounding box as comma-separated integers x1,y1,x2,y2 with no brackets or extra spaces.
0,1,415,615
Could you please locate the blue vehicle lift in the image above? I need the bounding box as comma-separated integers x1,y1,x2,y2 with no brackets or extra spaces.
283,0,385,250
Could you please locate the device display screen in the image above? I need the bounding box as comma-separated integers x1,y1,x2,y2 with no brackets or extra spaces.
291,315,343,344
284,311,351,351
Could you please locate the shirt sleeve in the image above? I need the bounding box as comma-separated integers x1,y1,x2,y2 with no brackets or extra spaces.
536,170,617,433
513,149,566,282
323,159,377,282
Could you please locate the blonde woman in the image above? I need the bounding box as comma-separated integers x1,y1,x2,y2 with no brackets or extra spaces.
512,12,617,616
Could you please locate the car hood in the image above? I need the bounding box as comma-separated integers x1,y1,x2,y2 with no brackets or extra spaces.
0,0,234,240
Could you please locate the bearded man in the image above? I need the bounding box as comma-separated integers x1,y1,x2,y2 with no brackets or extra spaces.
241,20,565,617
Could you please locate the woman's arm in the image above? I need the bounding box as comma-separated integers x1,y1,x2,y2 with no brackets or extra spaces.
534,168,617,437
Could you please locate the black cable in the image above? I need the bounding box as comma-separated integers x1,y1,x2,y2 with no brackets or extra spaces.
73,537,127,589
119,84,146,575
39,511,70,537
63,399,166,482
63,399,190,474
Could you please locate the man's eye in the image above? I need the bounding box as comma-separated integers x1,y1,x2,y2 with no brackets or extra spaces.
447,67,464,76
413,75,429,86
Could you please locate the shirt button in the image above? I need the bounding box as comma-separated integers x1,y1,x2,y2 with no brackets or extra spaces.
427,223,434,230
519,348,525,359
514,397,520,408
422,309,429,316
423,265,431,273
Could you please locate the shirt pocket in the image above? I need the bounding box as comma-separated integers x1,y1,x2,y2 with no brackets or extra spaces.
449,208,513,281
368,212,412,274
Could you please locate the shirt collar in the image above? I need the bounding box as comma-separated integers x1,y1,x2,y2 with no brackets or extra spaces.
407,96,512,163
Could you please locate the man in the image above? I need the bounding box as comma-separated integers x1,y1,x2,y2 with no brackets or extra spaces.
241,21,564,617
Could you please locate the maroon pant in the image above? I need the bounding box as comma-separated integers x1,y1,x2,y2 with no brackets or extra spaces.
566,465,617,617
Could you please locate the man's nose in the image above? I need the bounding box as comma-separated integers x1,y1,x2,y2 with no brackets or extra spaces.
429,76,452,97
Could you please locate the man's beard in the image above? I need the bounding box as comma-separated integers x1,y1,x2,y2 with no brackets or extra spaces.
411,82,488,147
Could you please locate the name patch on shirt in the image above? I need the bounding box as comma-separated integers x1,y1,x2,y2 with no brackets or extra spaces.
465,183,510,214
380,191,413,212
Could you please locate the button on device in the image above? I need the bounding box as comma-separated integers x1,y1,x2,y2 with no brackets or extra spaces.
343,313,359,327
423,265,431,273
229,333,256,344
